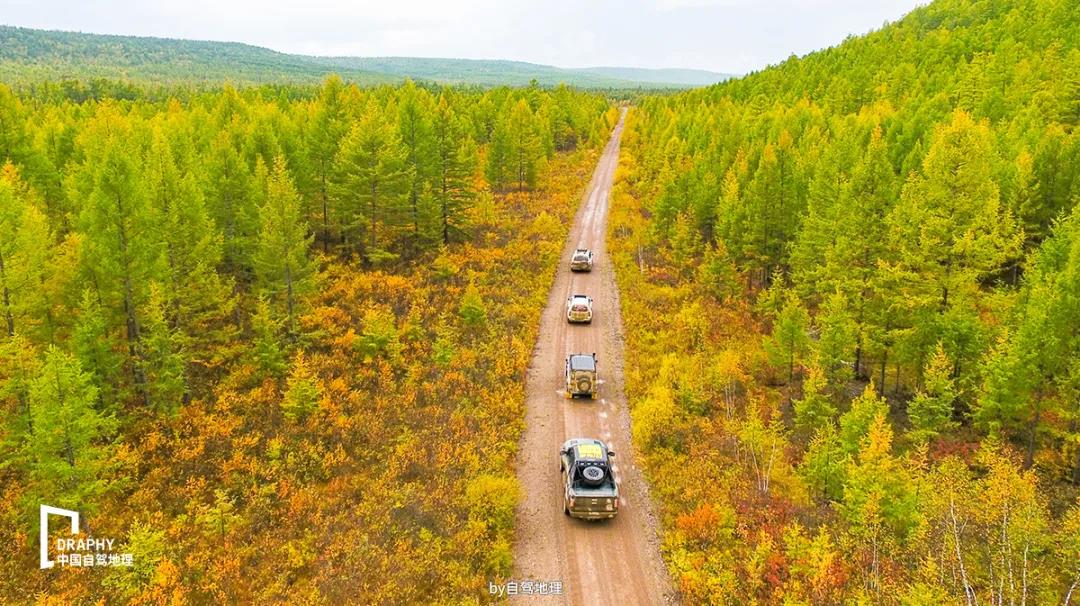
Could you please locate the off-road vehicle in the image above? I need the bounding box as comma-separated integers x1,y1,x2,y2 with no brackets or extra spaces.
570,248,594,272
566,294,593,324
565,353,598,399
559,438,618,520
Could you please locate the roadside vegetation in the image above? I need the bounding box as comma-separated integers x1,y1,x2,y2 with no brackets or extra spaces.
612,0,1080,602
0,76,615,602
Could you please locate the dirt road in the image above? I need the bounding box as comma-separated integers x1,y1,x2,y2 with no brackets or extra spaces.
511,111,676,605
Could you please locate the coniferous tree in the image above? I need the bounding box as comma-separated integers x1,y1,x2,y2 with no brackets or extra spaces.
886,110,1023,380
249,295,287,379
800,422,846,501
0,334,40,440
10,202,55,343
140,284,187,414
205,131,259,274
24,346,115,512
0,85,37,172
485,112,513,192
78,134,161,405
282,351,319,422
816,291,857,390
431,95,476,245
827,127,896,378
977,207,1080,467
307,76,350,251
794,362,837,433
332,110,407,261
145,129,232,343
0,175,24,337
839,383,889,455
397,82,434,249
254,157,314,337
908,342,958,442
764,290,810,393
71,289,121,408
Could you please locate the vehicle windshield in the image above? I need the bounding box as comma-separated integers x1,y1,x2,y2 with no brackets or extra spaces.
570,355,595,371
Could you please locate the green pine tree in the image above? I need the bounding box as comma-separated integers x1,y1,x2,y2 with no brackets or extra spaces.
24,346,116,512
254,157,315,337
908,342,958,442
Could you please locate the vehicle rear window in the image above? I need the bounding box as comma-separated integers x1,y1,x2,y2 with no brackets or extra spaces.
575,443,603,459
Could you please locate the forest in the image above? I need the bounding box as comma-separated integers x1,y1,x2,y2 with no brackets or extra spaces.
3,0,1080,603
0,76,614,602
611,0,1080,602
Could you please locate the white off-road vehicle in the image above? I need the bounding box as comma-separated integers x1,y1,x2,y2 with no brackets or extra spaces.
566,294,593,323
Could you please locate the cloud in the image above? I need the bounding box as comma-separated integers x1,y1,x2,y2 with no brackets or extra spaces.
654,0,738,10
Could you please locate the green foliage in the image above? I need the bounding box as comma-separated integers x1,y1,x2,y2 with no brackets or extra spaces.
975,205,1080,466
840,414,920,543
487,99,544,192
71,289,121,405
458,280,487,329
140,285,187,415
0,334,40,440
800,423,846,501
816,291,856,389
332,109,407,259
281,352,320,423
101,522,169,598
249,295,287,378
255,156,315,335
764,290,810,386
355,306,401,363
839,383,889,456
431,96,477,245
907,343,958,442
24,347,115,511
616,0,1080,600
794,363,837,432
0,75,611,603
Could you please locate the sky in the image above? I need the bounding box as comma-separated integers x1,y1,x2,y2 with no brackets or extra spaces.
0,0,925,74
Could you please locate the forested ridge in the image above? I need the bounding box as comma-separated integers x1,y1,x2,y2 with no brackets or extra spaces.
0,25,726,89
0,75,614,602
613,0,1080,602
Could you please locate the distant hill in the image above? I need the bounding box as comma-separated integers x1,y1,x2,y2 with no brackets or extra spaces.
307,55,735,88
569,66,729,86
0,26,733,88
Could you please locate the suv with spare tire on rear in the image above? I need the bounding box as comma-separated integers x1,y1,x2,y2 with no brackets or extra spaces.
565,353,598,399
560,438,618,520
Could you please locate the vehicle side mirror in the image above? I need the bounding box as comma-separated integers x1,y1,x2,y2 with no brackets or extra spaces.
608,452,616,458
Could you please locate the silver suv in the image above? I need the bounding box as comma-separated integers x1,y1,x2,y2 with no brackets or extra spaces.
570,248,594,272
